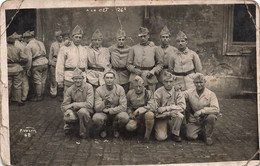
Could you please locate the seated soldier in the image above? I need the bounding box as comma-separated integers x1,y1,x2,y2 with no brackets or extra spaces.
93,70,129,138
61,68,94,139
154,71,186,142
184,73,219,145
125,76,156,142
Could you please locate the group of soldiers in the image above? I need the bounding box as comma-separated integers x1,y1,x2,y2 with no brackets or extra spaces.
7,25,220,145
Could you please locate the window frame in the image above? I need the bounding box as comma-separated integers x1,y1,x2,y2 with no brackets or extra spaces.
223,5,256,56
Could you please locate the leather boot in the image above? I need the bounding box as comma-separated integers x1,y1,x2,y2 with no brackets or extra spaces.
57,87,64,102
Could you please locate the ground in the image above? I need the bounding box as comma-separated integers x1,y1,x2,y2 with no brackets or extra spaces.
9,97,258,165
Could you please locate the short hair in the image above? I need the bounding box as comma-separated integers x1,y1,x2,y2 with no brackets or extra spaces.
193,73,206,82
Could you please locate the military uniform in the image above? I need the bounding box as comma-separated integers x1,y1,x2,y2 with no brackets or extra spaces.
125,76,156,140
184,87,219,142
49,31,63,97
168,31,202,91
86,29,111,87
61,68,94,138
25,31,48,101
154,72,186,141
56,25,88,93
127,27,163,92
93,83,128,137
7,34,27,105
12,32,30,102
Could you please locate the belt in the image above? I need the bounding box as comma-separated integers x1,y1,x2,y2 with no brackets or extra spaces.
65,67,85,72
33,55,44,61
172,69,195,76
88,66,104,72
113,67,128,71
135,66,153,71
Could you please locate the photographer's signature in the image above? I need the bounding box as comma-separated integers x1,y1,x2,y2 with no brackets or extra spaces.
20,127,37,137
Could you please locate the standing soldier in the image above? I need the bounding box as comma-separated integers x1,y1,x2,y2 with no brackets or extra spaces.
61,68,94,138
125,76,156,141
56,25,88,95
184,73,219,145
86,29,111,89
13,32,30,102
168,31,202,91
93,70,129,138
156,26,178,88
7,33,27,106
49,30,63,98
23,31,48,102
109,29,130,92
154,71,186,142
127,27,163,93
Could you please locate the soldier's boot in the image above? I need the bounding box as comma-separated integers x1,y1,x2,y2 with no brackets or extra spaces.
31,84,43,102
57,87,64,102
13,89,24,106
144,112,154,141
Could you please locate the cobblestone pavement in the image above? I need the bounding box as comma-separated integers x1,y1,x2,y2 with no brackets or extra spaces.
9,97,258,165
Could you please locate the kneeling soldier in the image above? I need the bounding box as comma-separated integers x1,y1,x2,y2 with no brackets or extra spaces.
61,68,94,139
154,71,186,142
125,76,156,141
93,70,128,138
184,73,219,145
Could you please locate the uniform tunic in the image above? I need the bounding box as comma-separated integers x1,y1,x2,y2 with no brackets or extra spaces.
127,43,163,86
156,45,178,83
56,42,88,84
27,39,48,67
109,45,130,85
86,46,111,86
168,48,202,90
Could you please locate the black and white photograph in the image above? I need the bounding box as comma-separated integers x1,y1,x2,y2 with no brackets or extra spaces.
1,0,259,165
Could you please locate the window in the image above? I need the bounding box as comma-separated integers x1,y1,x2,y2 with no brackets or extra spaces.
223,4,256,56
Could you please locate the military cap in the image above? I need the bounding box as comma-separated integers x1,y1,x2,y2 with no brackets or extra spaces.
116,28,126,38
160,26,171,36
176,31,187,40
193,73,206,82
163,71,175,81
30,31,35,36
92,29,103,40
55,30,62,37
72,67,83,78
71,25,83,36
132,75,144,85
23,30,33,38
12,32,22,39
104,69,115,77
125,120,137,131
138,27,149,36
7,33,16,43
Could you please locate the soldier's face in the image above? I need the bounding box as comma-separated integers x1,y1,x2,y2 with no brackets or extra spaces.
194,79,205,91
104,73,115,86
56,35,63,42
139,34,149,44
176,38,187,50
73,76,83,87
92,38,102,48
117,37,126,47
72,34,82,46
163,78,174,91
160,35,170,45
23,37,29,43
133,84,144,94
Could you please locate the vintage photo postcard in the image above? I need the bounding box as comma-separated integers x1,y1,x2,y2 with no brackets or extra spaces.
0,0,260,165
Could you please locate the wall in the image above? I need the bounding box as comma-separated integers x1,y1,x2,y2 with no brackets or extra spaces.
37,5,256,97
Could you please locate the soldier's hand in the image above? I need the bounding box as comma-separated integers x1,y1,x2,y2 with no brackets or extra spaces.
158,107,166,114
194,110,202,117
135,69,142,75
146,71,154,79
103,108,110,114
133,110,140,117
